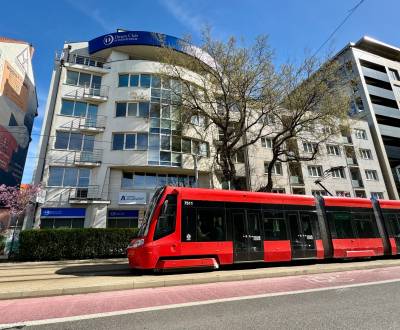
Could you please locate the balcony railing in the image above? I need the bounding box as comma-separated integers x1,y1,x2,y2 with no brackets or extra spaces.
58,115,107,132
346,157,358,166
352,179,364,188
74,149,103,165
69,185,101,201
289,176,304,185
65,84,109,101
341,136,353,144
57,51,107,69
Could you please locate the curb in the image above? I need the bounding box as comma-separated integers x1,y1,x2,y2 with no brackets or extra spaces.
1,259,400,300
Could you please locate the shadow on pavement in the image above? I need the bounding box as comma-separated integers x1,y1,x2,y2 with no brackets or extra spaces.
55,263,138,277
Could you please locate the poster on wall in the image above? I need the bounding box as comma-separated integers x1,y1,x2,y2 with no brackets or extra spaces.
0,40,36,187
118,192,147,205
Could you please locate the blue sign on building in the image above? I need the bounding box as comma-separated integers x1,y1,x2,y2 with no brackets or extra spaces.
40,208,86,218
108,210,139,218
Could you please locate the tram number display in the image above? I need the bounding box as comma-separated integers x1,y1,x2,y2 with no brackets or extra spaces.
184,201,194,206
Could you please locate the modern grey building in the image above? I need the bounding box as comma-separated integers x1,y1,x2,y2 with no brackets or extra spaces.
30,31,388,229
334,36,400,199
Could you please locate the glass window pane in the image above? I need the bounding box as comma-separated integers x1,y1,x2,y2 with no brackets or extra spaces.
151,88,161,99
137,133,148,150
78,72,91,87
130,74,139,87
182,139,191,153
161,135,171,150
140,74,151,88
171,152,181,166
196,208,226,241
158,174,167,186
78,168,90,187
151,75,161,88
160,151,171,162
54,132,69,149
161,119,171,129
150,118,160,129
125,134,136,149
82,135,95,151
161,89,170,103
118,74,129,87
162,78,171,89
134,173,146,187
48,167,64,186
149,134,160,149
145,173,157,188
138,102,149,117
127,103,138,116
122,172,133,188
74,102,87,117
150,103,160,118
168,175,178,185
116,103,126,117
66,71,79,85
172,136,181,152
91,75,102,88
112,134,124,150
162,105,170,119
87,104,98,118
63,168,78,186
69,133,83,150
60,100,74,116
199,142,208,157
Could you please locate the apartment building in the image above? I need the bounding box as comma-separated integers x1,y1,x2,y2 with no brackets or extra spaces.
0,37,37,186
332,36,400,199
30,31,388,229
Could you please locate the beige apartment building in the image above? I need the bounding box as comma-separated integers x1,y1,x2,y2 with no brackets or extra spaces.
30,31,388,229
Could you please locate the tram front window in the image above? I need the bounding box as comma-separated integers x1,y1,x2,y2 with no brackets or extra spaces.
138,187,164,237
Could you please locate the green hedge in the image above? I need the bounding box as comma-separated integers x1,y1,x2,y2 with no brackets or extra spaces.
17,228,138,261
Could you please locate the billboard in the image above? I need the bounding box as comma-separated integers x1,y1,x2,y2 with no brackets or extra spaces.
0,38,37,186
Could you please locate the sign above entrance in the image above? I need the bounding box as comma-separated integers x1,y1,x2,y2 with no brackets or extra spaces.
118,192,146,205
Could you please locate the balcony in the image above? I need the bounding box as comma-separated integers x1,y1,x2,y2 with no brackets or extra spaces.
74,149,103,166
289,176,304,185
69,185,107,203
341,136,353,144
64,85,109,103
352,179,364,188
58,115,107,133
57,51,109,72
346,157,358,166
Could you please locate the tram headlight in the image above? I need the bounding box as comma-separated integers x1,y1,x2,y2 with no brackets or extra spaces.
129,238,144,248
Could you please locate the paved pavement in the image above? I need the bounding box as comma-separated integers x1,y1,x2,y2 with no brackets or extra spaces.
1,266,400,328
1,258,400,299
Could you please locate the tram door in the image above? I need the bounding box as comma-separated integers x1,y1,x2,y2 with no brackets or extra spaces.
232,210,264,262
287,212,317,259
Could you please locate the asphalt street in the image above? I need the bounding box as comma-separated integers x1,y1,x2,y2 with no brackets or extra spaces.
23,281,400,330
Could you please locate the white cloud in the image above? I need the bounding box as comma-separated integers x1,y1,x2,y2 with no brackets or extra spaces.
160,0,208,35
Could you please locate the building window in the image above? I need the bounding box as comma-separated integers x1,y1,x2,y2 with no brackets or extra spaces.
312,190,328,196
115,102,149,117
118,74,139,87
365,169,379,181
359,149,373,160
121,172,195,189
303,142,317,153
66,70,102,88
389,68,400,81
264,161,283,175
261,137,273,149
60,100,98,118
54,131,94,151
371,192,384,199
107,217,138,228
233,150,245,163
308,165,323,177
190,114,207,127
326,144,340,156
47,167,90,187
112,133,148,150
271,188,285,194
354,129,367,140
336,191,351,197
40,218,85,229
355,190,367,198
332,167,346,179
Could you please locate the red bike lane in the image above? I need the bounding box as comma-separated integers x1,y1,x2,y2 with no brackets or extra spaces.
1,266,400,325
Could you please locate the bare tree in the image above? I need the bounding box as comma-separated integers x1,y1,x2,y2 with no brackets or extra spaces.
158,31,349,191
159,31,282,190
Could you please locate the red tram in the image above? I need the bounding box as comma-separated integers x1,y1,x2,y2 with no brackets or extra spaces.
127,186,400,271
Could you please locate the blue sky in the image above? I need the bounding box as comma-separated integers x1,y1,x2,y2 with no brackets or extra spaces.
1,0,399,183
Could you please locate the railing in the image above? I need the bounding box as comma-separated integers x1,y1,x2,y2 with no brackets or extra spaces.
341,136,353,144
58,115,107,131
74,149,103,164
69,185,101,200
346,157,358,166
289,176,304,185
65,84,109,100
56,51,107,69
352,179,364,188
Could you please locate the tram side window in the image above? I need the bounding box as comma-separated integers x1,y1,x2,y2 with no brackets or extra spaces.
196,208,226,241
352,212,379,238
328,212,354,239
263,211,288,240
153,194,177,240
300,212,321,240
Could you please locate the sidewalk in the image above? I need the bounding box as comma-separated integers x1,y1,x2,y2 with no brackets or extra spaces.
1,257,400,300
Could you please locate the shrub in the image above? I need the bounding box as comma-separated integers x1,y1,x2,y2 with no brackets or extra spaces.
17,228,138,261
